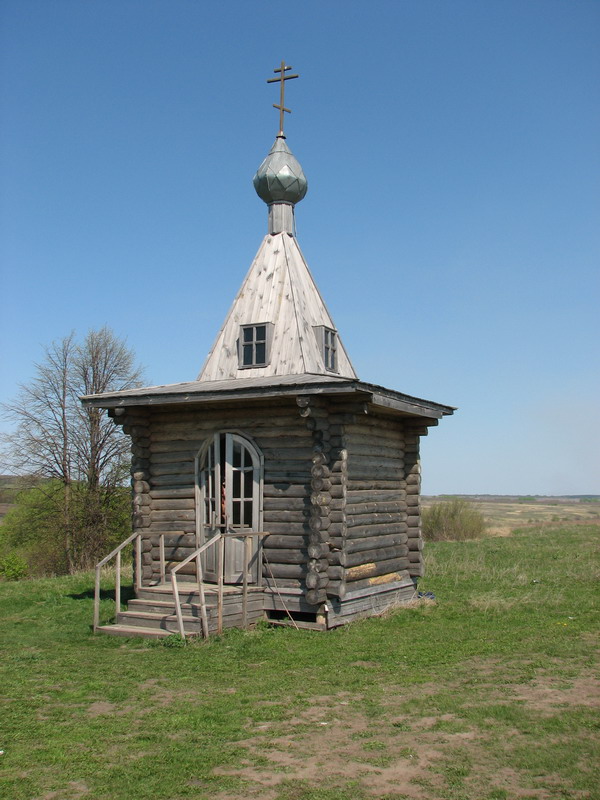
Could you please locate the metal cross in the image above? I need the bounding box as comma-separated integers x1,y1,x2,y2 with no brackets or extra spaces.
267,60,299,137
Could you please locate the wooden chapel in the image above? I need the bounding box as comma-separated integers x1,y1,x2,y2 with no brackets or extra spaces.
84,64,454,636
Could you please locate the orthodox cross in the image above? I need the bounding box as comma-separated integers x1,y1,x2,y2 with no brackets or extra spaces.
267,60,299,137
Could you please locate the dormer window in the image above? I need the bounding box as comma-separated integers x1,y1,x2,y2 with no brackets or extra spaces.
239,323,273,368
314,326,338,372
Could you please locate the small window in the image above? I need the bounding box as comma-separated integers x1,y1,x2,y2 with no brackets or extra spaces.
239,323,272,368
314,326,338,372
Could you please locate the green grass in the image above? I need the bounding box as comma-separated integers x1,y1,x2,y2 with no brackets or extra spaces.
1,523,599,799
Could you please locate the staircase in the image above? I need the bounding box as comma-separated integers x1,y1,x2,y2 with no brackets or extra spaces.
95,583,266,639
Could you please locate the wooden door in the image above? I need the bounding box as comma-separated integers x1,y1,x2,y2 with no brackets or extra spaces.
197,433,262,584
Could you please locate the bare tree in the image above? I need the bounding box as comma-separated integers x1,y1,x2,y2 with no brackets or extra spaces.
2,333,77,484
1,327,144,572
74,327,143,488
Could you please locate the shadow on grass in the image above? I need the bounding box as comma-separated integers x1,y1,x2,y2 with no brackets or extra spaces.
68,585,137,603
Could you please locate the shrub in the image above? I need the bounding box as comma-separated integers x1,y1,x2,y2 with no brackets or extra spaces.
422,498,486,542
0,552,29,581
0,480,130,576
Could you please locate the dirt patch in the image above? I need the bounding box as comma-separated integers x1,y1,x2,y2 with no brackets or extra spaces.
138,678,185,709
215,707,435,799
211,664,599,800
510,675,600,712
86,701,118,717
213,690,464,799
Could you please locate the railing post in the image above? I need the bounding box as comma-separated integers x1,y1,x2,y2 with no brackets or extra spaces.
195,553,209,638
159,534,166,584
93,532,139,632
94,565,101,632
168,532,220,641
115,550,121,617
217,533,224,634
135,534,142,592
242,534,250,628
172,572,185,639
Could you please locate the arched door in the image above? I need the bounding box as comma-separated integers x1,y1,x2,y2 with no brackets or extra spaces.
196,432,262,584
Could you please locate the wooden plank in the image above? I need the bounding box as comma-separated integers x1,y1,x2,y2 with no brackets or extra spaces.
345,558,409,582
149,474,195,487
346,490,405,503
264,496,311,513
347,480,401,491
150,462,195,477
263,577,305,591
340,545,408,568
263,548,308,565
151,510,196,522
150,533,195,547
262,447,317,461
346,443,405,458
346,533,407,554
346,469,404,482
263,511,310,524
346,501,406,516
347,512,406,528
149,488,195,500
263,484,310,498
151,450,199,464
337,571,407,594
149,521,195,532
263,534,308,549
150,499,195,511
262,563,308,579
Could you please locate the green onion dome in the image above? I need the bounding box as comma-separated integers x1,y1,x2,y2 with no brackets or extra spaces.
253,136,308,206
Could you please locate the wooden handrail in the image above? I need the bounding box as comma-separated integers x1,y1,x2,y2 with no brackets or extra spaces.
170,532,221,639
94,532,142,632
170,531,267,640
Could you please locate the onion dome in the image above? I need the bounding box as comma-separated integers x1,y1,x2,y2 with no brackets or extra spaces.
253,136,308,206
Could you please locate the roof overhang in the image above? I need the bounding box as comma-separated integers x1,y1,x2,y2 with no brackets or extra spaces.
81,373,455,420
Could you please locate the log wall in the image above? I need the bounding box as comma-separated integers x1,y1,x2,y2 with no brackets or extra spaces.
109,395,428,615
326,407,416,601
109,406,153,583
116,400,314,586
403,424,424,581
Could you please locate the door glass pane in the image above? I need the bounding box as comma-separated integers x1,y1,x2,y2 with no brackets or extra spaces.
232,500,241,526
232,469,241,497
244,501,253,528
244,470,253,497
232,442,242,467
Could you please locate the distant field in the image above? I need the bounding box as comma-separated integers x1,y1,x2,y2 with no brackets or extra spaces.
423,495,600,536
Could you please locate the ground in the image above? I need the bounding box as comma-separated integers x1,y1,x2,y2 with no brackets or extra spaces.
0,509,598,799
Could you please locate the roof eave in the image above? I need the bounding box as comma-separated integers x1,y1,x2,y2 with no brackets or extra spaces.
81,376,455,420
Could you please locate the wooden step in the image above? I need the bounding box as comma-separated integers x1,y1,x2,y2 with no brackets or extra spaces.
94,624,175,639
126,598,216,616
117,610,205,634
136,587,206,604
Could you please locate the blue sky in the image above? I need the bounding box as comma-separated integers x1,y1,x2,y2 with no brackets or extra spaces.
1,0,598,494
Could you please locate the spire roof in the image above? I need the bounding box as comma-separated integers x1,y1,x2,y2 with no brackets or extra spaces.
197,232,357,381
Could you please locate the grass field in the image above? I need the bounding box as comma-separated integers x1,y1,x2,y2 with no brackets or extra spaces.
1,521,599,800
